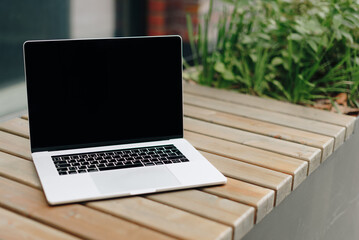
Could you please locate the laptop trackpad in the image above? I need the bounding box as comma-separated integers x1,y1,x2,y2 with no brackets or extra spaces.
91,166,181,195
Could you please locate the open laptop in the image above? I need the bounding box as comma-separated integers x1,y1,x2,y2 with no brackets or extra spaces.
23,35,226,205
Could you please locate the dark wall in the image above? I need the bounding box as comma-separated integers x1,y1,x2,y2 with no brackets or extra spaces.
0,0,69,87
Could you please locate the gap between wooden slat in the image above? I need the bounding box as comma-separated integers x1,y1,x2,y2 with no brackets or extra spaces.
185,130,308,190
184,117,321,175
0,133,240,240
3,117,288,226
5,116,309,234
0,207,80,240
183,104,335,162
199,150,292,207
184,93,346,150
183,81,356,140
0,176,175,240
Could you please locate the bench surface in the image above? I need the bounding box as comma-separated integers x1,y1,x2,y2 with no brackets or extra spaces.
0,82,356,240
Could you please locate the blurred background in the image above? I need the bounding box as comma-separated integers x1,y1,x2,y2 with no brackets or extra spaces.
0,0,210,121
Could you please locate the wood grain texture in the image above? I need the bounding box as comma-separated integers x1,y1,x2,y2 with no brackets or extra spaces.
201,151,292,206
184,93,345,150
0,151,40,188
0,140,233,240
0,118,30,138
0,147,256,240
0,176,174,240
185,131,308,189
203,178,275,223
0,207,79,240
88,197,233,240
148,190,255,240
0,130,31,160
183,81,356,140
184,104,335,162
184,117,321,174
0,120,257,240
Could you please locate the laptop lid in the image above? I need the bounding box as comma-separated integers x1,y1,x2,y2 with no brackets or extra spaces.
24,36,183,153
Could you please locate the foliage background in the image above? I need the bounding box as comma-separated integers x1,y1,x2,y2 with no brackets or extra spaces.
185,0,359,112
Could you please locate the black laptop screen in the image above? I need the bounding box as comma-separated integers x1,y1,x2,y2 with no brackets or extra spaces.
24,36,183,152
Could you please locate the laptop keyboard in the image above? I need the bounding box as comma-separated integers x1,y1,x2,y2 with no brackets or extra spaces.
51,144,189,176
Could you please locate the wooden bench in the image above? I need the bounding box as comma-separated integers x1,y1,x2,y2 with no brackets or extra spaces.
0,82,356,240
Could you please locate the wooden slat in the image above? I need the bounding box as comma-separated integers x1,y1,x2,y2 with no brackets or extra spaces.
201,151,292,206
0,118,30,138
183,81,356,140
0,140,233,240
89,197,232,240
147,190,255,240
184,104,335,161
0,176,175,240
185,131,307,189
0,207,79,240
0,130,31,160
184,93,345,150
0,151,40,188
202,178,275,223
184,117,321,174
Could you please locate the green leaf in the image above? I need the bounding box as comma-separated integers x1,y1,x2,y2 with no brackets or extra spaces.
271,57,283,66
340,30,354,44
214,61,226,73
308,40,318,52
222,70,236,81
288,33,303,41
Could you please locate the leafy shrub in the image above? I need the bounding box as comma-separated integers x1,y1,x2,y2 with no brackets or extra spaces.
185,0,359,108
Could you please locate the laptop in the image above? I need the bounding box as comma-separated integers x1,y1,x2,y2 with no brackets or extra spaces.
23,35,226,205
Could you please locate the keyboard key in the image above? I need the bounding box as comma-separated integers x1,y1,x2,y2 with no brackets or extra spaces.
57,163,71,168
98,163,143,171
88,168,98,172
54,144,188,176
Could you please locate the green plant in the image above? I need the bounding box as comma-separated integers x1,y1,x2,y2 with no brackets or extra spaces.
185,0,359,110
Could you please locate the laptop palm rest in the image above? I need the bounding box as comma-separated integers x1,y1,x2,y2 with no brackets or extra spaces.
91,166,181,195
